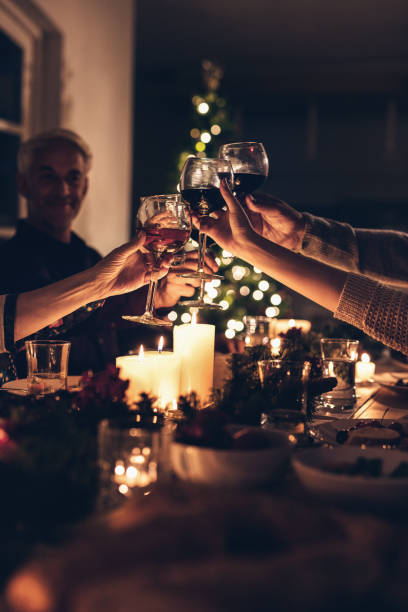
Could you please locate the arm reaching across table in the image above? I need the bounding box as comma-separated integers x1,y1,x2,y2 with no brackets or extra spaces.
197,180,408,357
243,192,408,287
2,233,171,346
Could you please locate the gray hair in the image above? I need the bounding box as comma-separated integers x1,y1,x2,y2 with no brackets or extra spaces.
18,128,93,174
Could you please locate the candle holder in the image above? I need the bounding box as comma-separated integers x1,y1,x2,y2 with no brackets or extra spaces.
243,316,274,347
257,359,311,444
98,416,162,511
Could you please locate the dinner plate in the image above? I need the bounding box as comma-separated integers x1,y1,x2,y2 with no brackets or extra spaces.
314,418,408,447
1,376,82,395
293,446,408,506
373,372,408,396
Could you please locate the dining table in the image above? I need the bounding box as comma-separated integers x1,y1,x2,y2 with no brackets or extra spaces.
2,354,408,612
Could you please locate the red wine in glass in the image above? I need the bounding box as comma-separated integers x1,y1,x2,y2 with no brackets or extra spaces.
218,142,269,196
180,187,225,217
231,172,266,195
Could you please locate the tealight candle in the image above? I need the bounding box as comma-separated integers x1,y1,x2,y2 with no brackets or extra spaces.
270,337,281,356
355,353,376,383
173,311,215,404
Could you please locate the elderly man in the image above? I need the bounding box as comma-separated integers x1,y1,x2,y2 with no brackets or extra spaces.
0,128,211,375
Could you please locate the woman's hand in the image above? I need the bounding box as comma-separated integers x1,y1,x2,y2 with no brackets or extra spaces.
92,233,171,298
155,250,219,308
244,193,306,250
196,179,257,255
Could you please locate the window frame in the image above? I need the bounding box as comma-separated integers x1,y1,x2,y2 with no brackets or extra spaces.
0,0,62,237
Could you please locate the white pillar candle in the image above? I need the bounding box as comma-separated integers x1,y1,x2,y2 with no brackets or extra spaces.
173,312,215,404
144,350,181,410
116,345,180,409
355,353,376,383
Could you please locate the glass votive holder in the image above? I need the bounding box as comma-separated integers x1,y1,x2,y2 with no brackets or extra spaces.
318,338,359,413
258,359,311,415
98,416,162,510
25,339,71,395
243,316,274,346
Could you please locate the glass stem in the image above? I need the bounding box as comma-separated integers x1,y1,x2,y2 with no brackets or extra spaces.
198,231,207,274
145,279,158,316
198,278,205,302
145,253,161,317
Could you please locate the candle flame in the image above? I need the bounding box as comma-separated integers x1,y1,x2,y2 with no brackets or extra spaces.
138,345,144,360
361,352,370,363
158,336,164,352
191,310,198,325
288,319,296,328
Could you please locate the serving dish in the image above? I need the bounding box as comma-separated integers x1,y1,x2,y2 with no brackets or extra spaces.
315,418,408,448
374,372,408,396
170,427,291,487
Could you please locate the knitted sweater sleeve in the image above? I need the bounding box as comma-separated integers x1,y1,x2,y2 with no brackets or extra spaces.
335,273,408,355
300,213,408,287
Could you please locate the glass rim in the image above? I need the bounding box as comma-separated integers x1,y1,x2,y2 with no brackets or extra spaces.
140,193,182,201
257,358,309,366
320,338,359,344
99,415,163,430
220,141,265,147
184,156,229,162
25,339,71,346
243,315,274,322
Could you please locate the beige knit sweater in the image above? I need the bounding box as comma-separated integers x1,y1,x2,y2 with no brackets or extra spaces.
299,214,408,355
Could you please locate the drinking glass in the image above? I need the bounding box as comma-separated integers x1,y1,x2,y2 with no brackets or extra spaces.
243,315,274,347
25,339,71,394
179,156,233,309
122,194,191,327
258,359,311,439
98,416,161,509
318,338,359,413
218,142,269,196
258,359,310,414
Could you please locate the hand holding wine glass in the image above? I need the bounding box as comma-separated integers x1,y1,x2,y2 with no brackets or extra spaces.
218,142,269,197
122,194,191,327
179,156,233,309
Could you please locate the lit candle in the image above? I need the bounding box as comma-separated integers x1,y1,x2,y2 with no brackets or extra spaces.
116,341,180,409
173,311,215,404
270,337,281,356
355,353,376,383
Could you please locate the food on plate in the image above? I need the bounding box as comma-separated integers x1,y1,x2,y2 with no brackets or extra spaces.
347,426,401,447
335,420,404,447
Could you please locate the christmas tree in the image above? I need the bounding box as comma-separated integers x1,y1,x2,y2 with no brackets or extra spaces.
168,60,291,340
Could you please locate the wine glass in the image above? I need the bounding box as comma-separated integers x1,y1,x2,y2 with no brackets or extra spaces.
179,156,233,310
218,142,269,196
122,194,191,327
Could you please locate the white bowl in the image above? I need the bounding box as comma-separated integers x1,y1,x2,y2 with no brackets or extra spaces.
170,428,291,487
293,446,408,506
